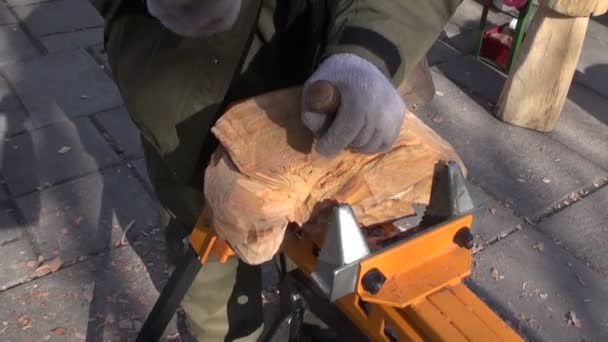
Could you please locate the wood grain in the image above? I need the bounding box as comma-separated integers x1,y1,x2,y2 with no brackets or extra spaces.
495,5,589,132
541,0,608,17
204,87,465,264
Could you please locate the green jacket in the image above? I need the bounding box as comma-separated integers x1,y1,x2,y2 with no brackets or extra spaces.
88,0,463,232
93,0,462,87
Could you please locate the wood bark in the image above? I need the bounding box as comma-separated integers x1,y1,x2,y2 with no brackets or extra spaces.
495,5,589,132
204,87,465,265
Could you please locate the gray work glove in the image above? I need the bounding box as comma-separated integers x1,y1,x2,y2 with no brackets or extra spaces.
302,53,406,157
146,0,241,37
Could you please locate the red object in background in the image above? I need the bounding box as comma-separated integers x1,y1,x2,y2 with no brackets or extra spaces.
502,0,528,8
480,24,513,68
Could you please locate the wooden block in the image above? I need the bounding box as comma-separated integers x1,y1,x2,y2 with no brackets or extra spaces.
495,5,589,132
204,87,465,265
541,0,608,16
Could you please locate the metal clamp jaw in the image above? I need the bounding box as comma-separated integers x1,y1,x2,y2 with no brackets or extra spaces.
282,161,523,341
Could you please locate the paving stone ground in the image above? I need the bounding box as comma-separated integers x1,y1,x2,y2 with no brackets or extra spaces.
0,0,606,340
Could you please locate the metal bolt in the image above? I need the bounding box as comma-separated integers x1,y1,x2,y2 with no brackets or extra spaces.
454,228,474,249
362,268,386,294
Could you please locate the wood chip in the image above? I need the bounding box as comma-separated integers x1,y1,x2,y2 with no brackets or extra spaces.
542,177,552,183
491,267,500,281
116,220,136,247
566,311,582,328
435,91,444,96
539,292,548,300
75,332,86,339
431,115,443,123
57,146,72,154
533,242,545,253
489,208,496,215
575,273,586,287
35,256,63,276
51,327,67,336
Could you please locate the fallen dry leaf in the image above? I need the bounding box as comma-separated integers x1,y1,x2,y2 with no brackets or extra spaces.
489,208,497,215
18,314,32,330
539,293,548,300
51,327,67,336
35,256,63,276
566,311,582,328
75,332,86,339
490,267,500,281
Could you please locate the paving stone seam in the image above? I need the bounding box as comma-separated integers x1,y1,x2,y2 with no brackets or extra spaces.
4,0,54,8
471,176,608,281
9,160,125,199
0,104,124,140
533,176,608,225
83,45,114,81
0,174,44,261
571,75,608,102
3,4,48,55
532,226,608,281
464,279,544,342
0,224,164,294
87,111,157,198
37,25,105,39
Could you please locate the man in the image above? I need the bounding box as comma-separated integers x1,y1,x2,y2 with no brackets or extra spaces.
90,0,463,340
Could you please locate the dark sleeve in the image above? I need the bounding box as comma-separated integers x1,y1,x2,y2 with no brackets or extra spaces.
322,0,463,86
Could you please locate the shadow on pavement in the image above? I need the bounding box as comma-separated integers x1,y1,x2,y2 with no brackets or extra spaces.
0,4,180,342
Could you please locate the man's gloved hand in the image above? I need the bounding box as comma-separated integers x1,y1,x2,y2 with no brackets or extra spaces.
146,0,241,37
301,53,406,157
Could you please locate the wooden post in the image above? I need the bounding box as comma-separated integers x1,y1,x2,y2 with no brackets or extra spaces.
494,5,589,132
